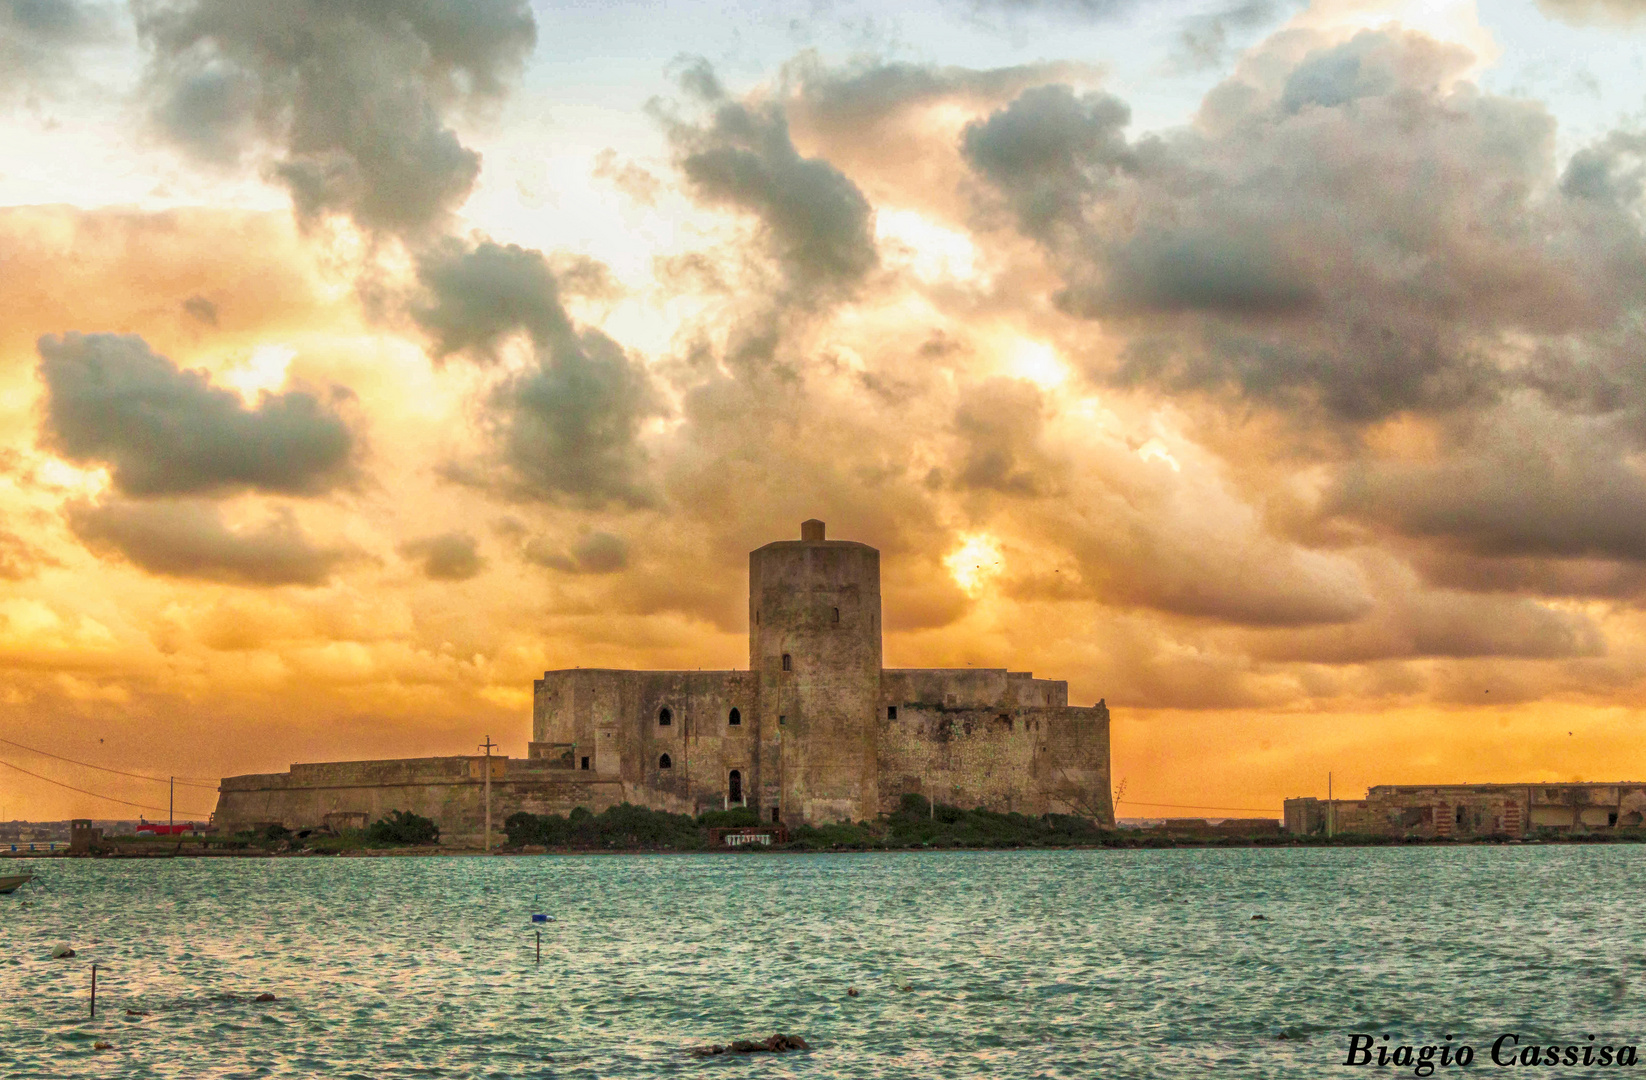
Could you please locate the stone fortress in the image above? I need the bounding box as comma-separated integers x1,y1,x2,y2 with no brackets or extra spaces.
213,521,1114,841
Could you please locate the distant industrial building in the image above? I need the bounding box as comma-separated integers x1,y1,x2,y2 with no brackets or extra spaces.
1284,783,1646,838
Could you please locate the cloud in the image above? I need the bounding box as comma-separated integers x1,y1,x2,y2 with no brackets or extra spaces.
668,65,878,299
0,528,57,580
412,239,660,505
134,0,537,236
36,332,357,497
66,498,355,586
181,294,218,325
962,29,1646,424
1330,406,1646,563
953,377,1046,495
400,531,483,580
1537,0,1646,25
0,0,115,92
523,530,628,574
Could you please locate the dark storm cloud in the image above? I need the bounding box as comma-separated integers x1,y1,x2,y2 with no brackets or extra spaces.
67,498,354,586
522,530,628,574
962,29,1646,425
961,83,1135,241
668,66,877,298
133,0,536,235
37,332,356,497
1330,413,1646,563
0,0,114,90
399,531,483,580
954,378,1045,495
413,240,660,506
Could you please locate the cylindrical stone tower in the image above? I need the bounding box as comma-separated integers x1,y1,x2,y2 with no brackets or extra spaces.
750,520,881,824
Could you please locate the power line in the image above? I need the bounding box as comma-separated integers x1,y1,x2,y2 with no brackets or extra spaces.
1118,799,1279,814
0,758,212,817
0,736,218,789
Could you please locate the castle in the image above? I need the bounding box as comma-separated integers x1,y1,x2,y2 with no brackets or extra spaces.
213,521,1113,841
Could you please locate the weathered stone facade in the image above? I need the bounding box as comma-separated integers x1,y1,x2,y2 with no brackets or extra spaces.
214,521,1113,839
1285,783,1646,838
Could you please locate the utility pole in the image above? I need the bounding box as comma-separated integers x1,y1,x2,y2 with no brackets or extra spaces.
1327,771,1333,839
169,776,174,833
479,736,497,853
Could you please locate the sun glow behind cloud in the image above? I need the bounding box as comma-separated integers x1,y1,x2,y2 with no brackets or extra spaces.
945,534,1004,597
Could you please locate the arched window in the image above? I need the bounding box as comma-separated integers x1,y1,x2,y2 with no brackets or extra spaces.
832,607,839,623
659,753,672,769
658,707,672,726
729,769,743,804
728,707,741,726
781,654,791,671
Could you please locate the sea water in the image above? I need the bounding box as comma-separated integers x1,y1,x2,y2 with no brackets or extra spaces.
4,845,1645,1079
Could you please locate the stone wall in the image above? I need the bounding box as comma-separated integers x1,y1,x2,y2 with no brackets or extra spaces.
213,756,634,845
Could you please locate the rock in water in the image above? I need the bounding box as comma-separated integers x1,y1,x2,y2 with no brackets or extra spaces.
847,987,859,997
93,1041,113,1051
690,1034,810,1056
254,992,276,1002
49,944,75,959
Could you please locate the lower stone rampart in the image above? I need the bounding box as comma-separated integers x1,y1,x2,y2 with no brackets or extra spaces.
213,756,672,845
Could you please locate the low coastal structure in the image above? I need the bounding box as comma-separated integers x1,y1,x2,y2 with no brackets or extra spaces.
213,521,1113,841
1284,783,1646,838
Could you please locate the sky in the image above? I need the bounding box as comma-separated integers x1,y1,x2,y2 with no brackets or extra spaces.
1,0,1644,822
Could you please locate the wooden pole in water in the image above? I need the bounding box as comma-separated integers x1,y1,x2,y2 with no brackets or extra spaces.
90,963,96,1018
479,736,497,853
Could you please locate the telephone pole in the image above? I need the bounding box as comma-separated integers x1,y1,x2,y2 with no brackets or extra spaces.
1327,771,1333,839
479,736,497,853
169,776,174,833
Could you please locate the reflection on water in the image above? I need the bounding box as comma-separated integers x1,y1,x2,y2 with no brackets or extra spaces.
4,846,1645,1078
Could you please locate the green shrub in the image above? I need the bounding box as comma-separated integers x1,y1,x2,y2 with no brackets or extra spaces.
697,807,761,828
504,804,706,850
366,810,440,846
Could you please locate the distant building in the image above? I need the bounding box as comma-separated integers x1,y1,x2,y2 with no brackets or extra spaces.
213,521,1113,840
1284,783,1646,838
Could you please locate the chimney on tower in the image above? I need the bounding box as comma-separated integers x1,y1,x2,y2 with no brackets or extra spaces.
801,519,825,542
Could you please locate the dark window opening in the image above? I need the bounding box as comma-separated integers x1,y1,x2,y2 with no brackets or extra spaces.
1455,805,1466,825
778,715,786,726
658,707,672,726
832,607,839,623
729,769,743,804
888,706,897,720
580,756,590,770
781,654,791,671
1610,812,1619,827
771,807,780,823
659,753,672,769
729,707,741,726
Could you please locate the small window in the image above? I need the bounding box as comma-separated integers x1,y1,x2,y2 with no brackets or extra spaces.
729,769,743,804
659,753,672,769
781,654,791,671
580,756,590,770
888,706,897,720
832,607,839,623
729,707,741,726
771,807,780,823
778,714,785,726
1455,805,1465,824
659,707,672,726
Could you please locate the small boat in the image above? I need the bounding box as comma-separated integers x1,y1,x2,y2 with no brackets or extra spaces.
0,874,34,894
